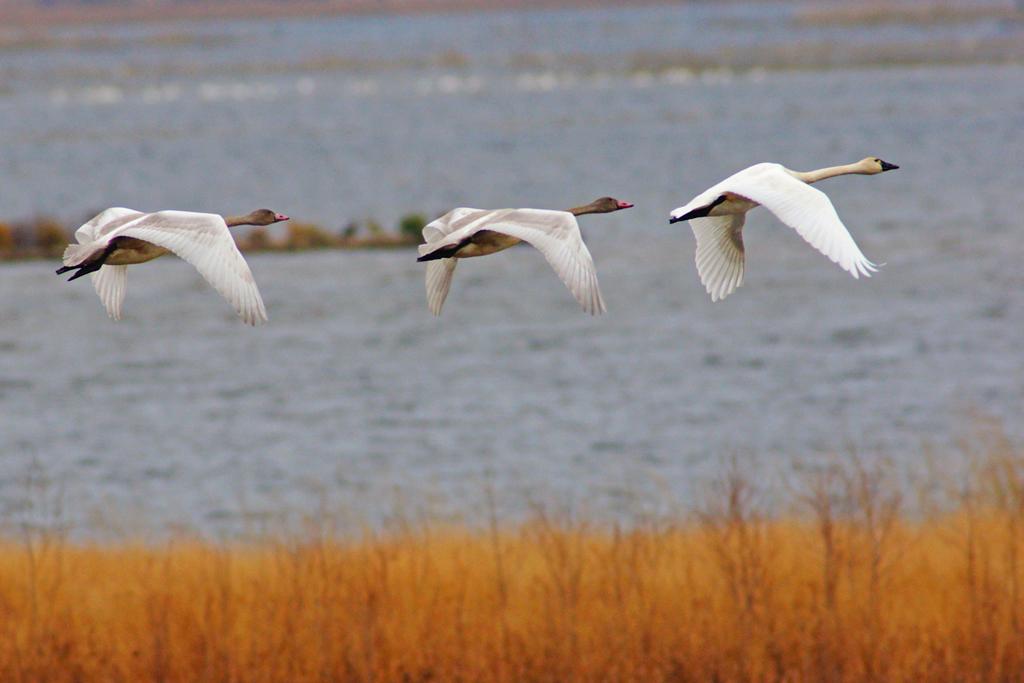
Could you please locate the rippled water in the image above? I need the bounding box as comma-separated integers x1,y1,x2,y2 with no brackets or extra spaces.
0,4,1022,535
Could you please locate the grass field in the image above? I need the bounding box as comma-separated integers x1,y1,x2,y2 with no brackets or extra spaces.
2,430,1023,682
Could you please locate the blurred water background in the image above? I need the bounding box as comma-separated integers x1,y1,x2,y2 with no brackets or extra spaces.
0,2,1022,536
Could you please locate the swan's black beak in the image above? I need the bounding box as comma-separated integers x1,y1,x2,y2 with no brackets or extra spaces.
880,160,899,172
668,215,686,224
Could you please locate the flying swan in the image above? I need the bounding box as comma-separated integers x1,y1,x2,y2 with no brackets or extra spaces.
417,197,633,316
669,157,898,301
57,208,288,325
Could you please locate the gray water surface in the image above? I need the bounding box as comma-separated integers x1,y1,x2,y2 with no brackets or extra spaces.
0,5,1022,535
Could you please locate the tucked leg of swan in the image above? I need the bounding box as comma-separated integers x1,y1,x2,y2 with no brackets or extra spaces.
425,258,458,316
58,241,112,279
58,237,151,281
669,195,728,224
61,241,105,268
418,231,521,261
417,239,469,262
691,215,746,302
66,262,104,281
60,250,113,280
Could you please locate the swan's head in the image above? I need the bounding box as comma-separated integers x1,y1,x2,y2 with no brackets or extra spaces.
248,209,291,226
861,157,899,174
589,197,635,213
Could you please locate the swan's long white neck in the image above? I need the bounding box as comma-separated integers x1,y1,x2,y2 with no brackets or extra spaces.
790,162,868,185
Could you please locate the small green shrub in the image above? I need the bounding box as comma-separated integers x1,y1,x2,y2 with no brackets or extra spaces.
398,213,428,243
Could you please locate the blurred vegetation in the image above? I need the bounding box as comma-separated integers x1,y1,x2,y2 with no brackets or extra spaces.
795,4,1024,27
398,212,428,242
0,222,14,257
284,221,337,250
0,215,73,260
33,218,68,257
0,212,430,263
1,420,1024,681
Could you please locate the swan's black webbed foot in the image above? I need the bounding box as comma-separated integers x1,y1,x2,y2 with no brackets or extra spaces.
417,240,467,262
61,261,103,281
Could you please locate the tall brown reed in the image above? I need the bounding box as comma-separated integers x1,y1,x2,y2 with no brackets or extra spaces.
1,437,1023,682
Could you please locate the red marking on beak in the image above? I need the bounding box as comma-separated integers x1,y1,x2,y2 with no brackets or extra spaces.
275,214,290,221
617,201,634,209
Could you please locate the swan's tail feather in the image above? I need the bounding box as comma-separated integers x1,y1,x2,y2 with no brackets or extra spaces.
61,242,100,268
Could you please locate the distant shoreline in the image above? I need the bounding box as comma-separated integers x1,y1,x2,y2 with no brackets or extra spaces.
0,214,424,263
3,1,1019,29
0,0,675,27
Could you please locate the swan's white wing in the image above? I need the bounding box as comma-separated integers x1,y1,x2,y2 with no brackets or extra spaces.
112,211,267,325
425,258,458,316
419,208,489,254
90,265,128,320
75,207,144,244
723,165,879,278
691,215,746,302
420,209,478,313
418,208,489,314
477,209,606,315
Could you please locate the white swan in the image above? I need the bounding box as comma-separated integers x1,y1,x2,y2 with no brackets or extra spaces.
57,208,288,325
416,197,633,316
669,157,898,302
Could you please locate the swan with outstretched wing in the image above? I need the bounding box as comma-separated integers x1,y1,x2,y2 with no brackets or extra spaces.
417,197,632,316
670,157,897,301
58,208,288,325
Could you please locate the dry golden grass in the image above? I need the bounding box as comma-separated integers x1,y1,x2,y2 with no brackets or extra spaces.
3,435,1024,682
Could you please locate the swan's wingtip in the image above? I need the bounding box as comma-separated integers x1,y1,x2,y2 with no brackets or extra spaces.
708,285,737,303
852,259,883,279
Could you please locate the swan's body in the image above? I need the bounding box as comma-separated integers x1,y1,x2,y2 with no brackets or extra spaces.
416,197,633,316
58,207,288,325
669,157,898,302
